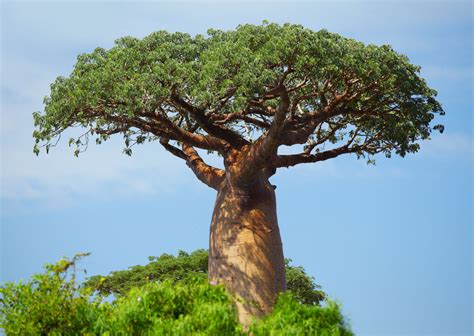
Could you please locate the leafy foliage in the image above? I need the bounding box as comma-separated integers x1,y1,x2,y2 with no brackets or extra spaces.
84,249,325,306
85,249,209,296
249,294,352,335
1,254,348,335
0,253,105,335
285,259,325,305
100,280,242,335
33,22,443,165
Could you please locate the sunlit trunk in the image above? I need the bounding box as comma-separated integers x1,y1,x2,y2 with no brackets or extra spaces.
208,176,286,326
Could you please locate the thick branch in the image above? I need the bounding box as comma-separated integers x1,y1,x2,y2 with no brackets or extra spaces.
133,108,227,152
273,128,378,169
272,146,360,169
160,139,225,190
239,87,290,180
212,110,271,129
278,77,385,147
279,116,323,146
159,138,188,160
170,94,249,149
83,105,221,152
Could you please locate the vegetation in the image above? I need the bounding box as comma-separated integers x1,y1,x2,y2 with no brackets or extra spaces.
0,253,104,335
1,252,352,335
84,249,325,306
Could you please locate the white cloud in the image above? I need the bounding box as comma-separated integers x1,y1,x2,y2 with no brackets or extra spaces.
1,137,196,209
1,99,195,209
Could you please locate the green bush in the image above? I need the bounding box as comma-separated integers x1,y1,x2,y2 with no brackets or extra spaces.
98,280,242,335
85,249,209,297
250,295,352,335
85,249,325,306
1,254,352,335
0,253,105,335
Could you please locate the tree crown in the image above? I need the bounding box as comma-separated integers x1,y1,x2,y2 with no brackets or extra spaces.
33,22,444,186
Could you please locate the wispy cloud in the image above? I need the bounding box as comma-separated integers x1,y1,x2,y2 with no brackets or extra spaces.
422,132,473,156
1,90,193,210
1,139,194,209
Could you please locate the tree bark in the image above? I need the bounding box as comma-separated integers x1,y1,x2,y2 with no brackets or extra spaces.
208,175,286,327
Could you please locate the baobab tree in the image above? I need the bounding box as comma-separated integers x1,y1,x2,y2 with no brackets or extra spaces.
33,23,444,325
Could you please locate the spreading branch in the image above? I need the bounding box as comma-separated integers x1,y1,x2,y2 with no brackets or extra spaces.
160,138,225,190
238,86,290,180
170,94,249,149
273,145,361,169
273,127,382,169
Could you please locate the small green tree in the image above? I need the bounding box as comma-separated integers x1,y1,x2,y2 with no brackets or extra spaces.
84,249,325,306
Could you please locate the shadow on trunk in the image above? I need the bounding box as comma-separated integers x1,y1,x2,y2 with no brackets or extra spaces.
209,176,286,326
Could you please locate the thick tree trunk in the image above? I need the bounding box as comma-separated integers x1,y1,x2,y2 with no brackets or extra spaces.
208,176,286,326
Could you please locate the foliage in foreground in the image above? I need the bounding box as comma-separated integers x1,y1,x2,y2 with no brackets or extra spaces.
84,249,325,306
1,254,352,335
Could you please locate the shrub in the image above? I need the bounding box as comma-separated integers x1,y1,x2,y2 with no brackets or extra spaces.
250,294,352,335
98,280,242,335
85,250,325,306
0,253,105,335
85,249,209,297
1,254,352,335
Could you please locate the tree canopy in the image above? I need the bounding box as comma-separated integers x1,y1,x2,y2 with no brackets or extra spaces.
33,22,444,187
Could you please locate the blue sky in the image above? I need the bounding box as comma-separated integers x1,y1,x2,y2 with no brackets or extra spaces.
1,1,472,335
